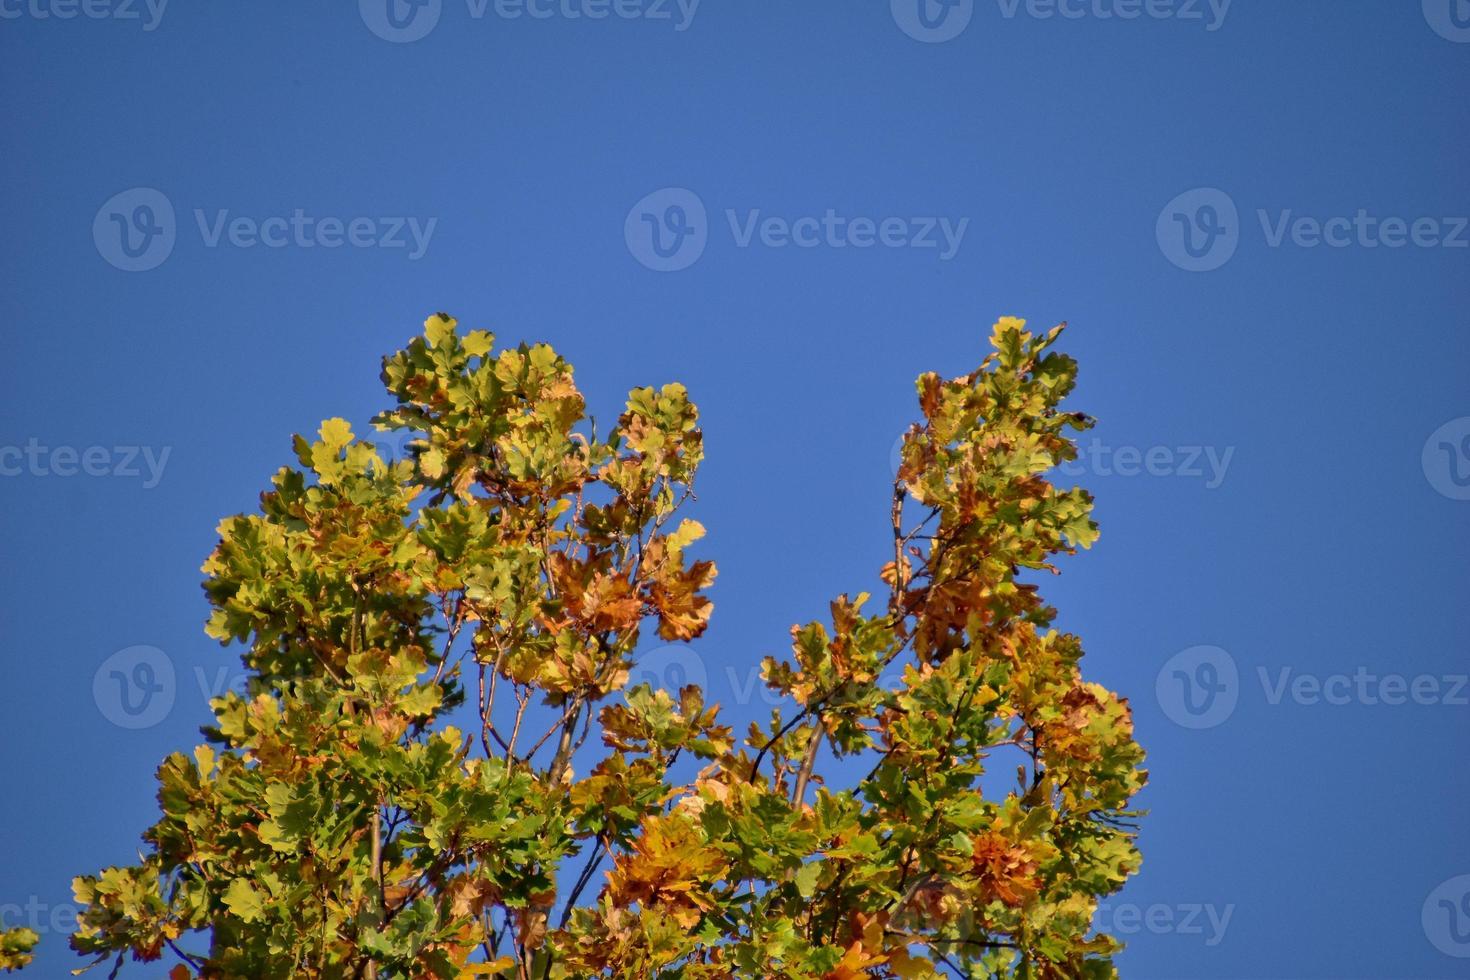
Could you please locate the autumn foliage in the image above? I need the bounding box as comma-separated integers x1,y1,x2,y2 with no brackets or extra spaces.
63,314,1147,978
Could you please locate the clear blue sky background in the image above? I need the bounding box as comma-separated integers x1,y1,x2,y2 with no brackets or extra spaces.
2,2,1468,977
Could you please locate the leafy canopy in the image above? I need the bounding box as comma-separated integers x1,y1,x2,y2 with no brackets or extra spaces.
62,314,1146,979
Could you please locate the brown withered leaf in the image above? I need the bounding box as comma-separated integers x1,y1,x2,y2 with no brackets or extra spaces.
649,559,716,641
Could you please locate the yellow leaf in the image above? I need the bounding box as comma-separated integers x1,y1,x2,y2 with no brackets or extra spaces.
667,518,706,554
462,329,494,358
425,312,457,348
889,947,940,979
319,417,354,451
193,744,215,779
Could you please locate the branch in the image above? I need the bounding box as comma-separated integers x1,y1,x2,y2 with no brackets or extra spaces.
888,480,907,619
790,724,823,807
366,797,383,980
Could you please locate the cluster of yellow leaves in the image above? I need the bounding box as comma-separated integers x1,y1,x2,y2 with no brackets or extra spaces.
607,813,724,929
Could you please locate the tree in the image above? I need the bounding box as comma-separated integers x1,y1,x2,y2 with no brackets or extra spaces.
65,314,1146,978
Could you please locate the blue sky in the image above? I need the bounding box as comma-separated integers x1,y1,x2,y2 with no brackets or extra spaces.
1,2,1468,976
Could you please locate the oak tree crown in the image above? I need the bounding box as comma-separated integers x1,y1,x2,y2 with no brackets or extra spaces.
45,314,1145,979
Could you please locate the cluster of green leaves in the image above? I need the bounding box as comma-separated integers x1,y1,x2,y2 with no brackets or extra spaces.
0,928,38,972
62,314,1145,979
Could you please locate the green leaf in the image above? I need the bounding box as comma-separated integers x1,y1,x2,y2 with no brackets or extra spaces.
223,879,265,923
462,329,494,358
794,862,820,899
424,312,456,348
319,417,354,452
421,446,447,479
